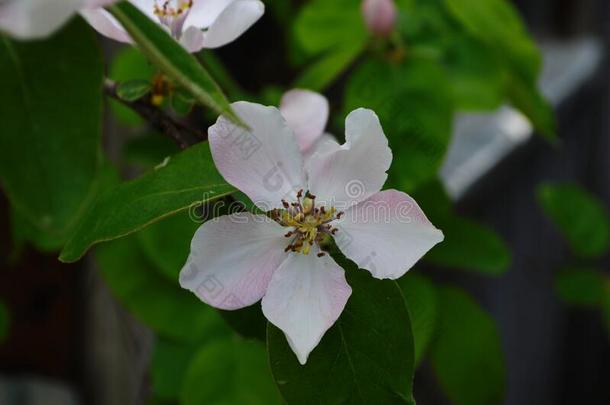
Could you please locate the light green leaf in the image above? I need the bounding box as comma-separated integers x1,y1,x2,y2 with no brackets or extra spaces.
344,57,453,192
108,2,242,125
117,80,152,102
60,142,235,262
181,339,281,405
398,274,439,365
267,253,415,404
109,46,155,126
96,236,229,343
537,183,610,258
0,19,103,243
431,287,505,405
555,268,606,307
294,0,367,57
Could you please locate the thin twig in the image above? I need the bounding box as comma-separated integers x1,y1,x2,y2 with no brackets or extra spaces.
103,79,204,149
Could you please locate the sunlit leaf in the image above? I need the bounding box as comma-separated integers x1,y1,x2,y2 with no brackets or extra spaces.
60,142,235,262
268,253,416,404
430,287,505,405
0,19,103,244
537,183,610,258
181,339,281,405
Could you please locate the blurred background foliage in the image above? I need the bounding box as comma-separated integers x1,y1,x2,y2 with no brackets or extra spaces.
0,0,609,404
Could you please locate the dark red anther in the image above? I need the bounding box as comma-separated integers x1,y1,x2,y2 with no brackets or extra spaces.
317,252,326,257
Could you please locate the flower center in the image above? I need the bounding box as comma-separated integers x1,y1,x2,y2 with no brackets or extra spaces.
153,0,193,38
270,190,343,257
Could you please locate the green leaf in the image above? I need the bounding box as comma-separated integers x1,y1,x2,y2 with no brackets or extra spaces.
430,287,505,405
60,142,235,263
124,132,180,169
294,0,367,57
108,2,242,125
443,0,555,139
109,46,155,126
0,19,103,242
117,80,152,102
294,41,366,91
555,268,606,307
344,57,453,192
537,183,610,258
218,305,268,342
137,211,200,282
96,236,229,343
0,301,9,343
181,339,281,405
267,255,415,404
398,274,439,365
426,216,511,275
151,339,201,401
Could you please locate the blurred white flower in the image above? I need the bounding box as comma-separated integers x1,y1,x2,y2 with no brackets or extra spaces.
0,0,115,39
82,0,265,52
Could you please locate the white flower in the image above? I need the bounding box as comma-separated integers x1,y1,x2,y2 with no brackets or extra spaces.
179,94,444,364
82,0,265,52
0,0,115,39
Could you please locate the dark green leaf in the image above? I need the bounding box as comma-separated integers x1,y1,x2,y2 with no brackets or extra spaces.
117,80,152,102
181,339,281,405
426,216,511,275
96,236,229,343
344,57,453,192
0,301,9,343
430,287,505,405
555,268,606,307
108,2,242,125
537,183,610,258
124,132,180,169
151,339,201,401
218,305,267,342
0,19,103,243
60,142,235,262
398,273,439,365
138,212,200,282
267,255,415,404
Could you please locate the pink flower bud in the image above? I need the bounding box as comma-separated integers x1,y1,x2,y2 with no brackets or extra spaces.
361,0,397,37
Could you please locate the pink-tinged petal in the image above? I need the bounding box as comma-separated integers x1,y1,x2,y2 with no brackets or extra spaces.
0,0,82,39
179,213,288,310
262,246,352,364
335,190,444,280
361,0,397,37
209,101,306,212
80,8,131,43
200,0,264,49
185,0,234,29
180,25,205,53
280,89,329,153
306,108,392,209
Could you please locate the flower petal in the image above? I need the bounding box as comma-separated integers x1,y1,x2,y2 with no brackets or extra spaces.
279,89,329,153
0,0,82,39
306,108,392,209
184,0,233,29
82,0,117,7
179,213,288,310
335,190,444,280
179,25,205,53
262,246,352,364
200,0,264,49
80,8,131,43
209,101,306,211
